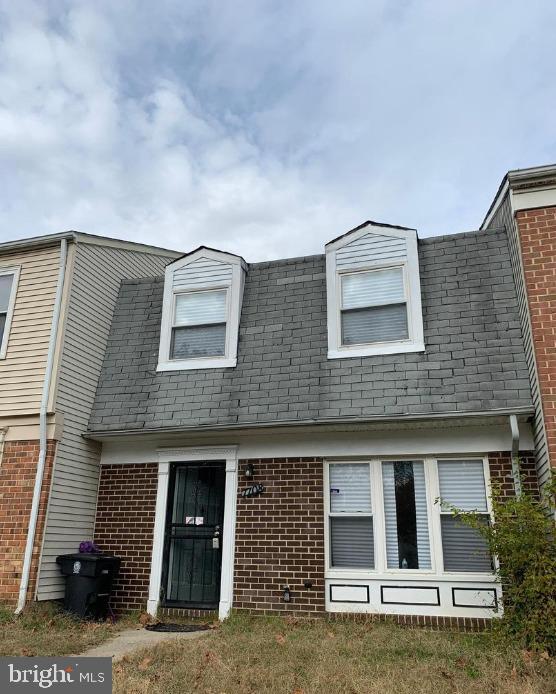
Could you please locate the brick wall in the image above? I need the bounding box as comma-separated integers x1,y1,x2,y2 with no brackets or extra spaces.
488,451,538,497
516,206,556,478
234,457,325,615
0,439,57,603
94,463,158,612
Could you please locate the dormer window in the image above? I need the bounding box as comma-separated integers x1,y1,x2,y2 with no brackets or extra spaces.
171,289,227,359
326,222,424,358
341,267,408,346
158,247,246,371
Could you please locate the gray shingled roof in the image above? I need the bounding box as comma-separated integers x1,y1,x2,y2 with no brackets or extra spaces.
88,228,533,433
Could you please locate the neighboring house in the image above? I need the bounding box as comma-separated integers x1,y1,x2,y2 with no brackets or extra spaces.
0,232,179,610
82,164,556,628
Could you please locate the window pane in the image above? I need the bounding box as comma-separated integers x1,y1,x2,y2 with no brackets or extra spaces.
174,290,226,327
171,324,226,359
441,515,492,572
0,313,5,345
382,461,431,569
0,274,13,312
438,460,488,511
341,304,408,345
329,463,371,513
342,268,405,310
330,517,374,568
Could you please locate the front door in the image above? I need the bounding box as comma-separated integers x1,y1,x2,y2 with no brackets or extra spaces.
162,462,226,609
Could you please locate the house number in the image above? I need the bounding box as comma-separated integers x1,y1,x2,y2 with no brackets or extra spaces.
241,483,265,498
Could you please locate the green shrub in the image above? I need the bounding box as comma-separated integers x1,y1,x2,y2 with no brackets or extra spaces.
441,471,556,654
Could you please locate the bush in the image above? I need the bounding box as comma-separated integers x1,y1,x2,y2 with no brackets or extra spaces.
442,471,556,654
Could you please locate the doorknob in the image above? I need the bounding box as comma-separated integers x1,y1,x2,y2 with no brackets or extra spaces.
212,525,221,549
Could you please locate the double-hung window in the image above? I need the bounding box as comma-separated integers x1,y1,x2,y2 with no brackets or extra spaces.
328,463,374,569
170,289,227,360
437,459,492,572
340,267,409,347
0,268,19,359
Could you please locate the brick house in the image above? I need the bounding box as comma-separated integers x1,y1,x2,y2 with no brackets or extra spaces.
83,164,556,627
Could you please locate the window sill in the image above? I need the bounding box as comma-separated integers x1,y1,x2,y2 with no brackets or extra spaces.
328,341,425,359
157,356,237,372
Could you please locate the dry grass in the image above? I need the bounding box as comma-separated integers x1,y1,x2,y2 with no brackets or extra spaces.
113,613,556,694
0,601,133,656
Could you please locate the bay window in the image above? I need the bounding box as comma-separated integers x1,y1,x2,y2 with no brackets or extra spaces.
326,458,493,576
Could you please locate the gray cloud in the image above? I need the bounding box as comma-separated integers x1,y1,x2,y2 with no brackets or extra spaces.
0,0,554,261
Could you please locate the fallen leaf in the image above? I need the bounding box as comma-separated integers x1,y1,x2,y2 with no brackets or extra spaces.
511,666,518,679
138,657,152,671
455,657,469,668
20,648,32,657
326,631,335,639
275,633,286,645
540,651,550,661
292,688,305,694
139,613,152,626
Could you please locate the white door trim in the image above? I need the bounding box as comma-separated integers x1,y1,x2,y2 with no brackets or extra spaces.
147,446,239,620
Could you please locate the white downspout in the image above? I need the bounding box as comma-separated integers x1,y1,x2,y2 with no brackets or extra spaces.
509,414,522,498
15,238,68,614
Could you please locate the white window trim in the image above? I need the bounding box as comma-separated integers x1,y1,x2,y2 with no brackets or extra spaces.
157,249,244,371
0,266,21,360
324,456,495,583
326,226,424,359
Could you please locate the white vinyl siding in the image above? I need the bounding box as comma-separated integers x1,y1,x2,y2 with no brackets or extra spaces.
437,460,492,573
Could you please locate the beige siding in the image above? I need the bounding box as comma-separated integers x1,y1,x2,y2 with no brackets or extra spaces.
37,243,175,599
0,246,61,416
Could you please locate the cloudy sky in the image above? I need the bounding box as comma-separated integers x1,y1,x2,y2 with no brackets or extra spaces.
0,1,554,261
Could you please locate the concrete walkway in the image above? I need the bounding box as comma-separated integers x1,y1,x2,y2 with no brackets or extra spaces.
80,627,210,661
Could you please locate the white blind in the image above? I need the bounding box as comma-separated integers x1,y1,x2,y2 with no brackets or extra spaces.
441,516,492,572
329,463,371,513
0,274,13,312
382,461,430,570
171,324,226,358
341,267,405,309
341,303,408,345
382,463,399,568
330,517,374,568
174,290,227,327
438,460,487,512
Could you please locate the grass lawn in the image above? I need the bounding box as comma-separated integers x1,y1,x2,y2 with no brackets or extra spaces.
114,613,556,694
0,601,133,656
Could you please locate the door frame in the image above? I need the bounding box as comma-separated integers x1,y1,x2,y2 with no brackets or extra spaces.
147,446,238,620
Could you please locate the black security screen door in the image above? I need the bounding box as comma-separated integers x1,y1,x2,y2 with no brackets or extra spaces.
162,462,226,608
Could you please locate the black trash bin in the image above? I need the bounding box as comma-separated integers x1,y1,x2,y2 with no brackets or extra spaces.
56,553,121,619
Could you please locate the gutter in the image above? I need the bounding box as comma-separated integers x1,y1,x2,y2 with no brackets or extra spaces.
15,238,68,614
86,406,535,440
